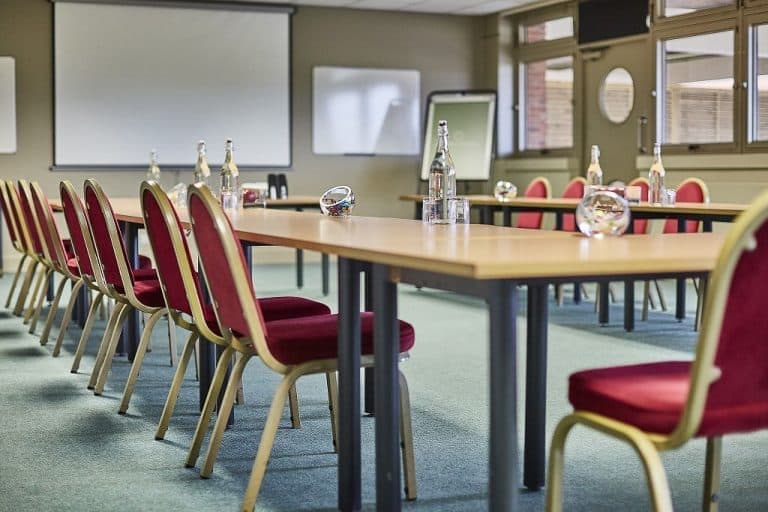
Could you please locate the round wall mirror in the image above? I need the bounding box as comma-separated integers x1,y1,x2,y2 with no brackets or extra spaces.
599,68,634,124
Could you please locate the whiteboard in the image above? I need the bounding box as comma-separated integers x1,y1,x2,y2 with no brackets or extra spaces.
420,92,496,181
0,57,16,154
54,2,291,168
312,67,420,155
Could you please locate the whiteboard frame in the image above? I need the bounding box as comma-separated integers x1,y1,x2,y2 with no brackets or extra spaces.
0,57,16,155
419,90,497,182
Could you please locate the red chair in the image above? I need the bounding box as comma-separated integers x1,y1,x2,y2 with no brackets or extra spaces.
663,177,710,234
547,188,768,512
82,179,167,395
135,181,330,469
187,183,417,508
0,180,34,311
14,181,49,321
628,176,650,235
516,176,552,229
556,177,587,305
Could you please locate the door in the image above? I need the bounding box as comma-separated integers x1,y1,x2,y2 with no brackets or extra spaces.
582,37,653,185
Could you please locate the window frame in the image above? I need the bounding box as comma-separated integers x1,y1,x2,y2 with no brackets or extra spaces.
652,16,742,154
654,0,738,26
744,8,768,151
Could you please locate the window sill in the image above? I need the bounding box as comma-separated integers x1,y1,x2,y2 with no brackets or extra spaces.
635,153,768,171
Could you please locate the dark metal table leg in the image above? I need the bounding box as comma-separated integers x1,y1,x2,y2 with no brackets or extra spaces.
322,253,330,296
338,257,361,512
676,218,686,321
364,269,374,416
503,207,512,227
296,249,304,289
488,280,519,511
525,284,547,491
372,263,400,510
624,279,635,332
121,222,140,359
573,282,581,304
598,282,610,325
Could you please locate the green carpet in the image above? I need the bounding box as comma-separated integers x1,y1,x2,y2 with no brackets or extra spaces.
0,262,765,511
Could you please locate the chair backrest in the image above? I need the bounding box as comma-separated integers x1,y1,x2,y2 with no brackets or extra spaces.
83,179,135,292
29,182,69,273
187,183,284,373
0,180,23,253
672,188,768,443
59,181,99,280
560,177,586,232
517,176,552,230
628,176,650,234
17,181,45,257
663,177,709,234
4,181,34,256
140,181,219,340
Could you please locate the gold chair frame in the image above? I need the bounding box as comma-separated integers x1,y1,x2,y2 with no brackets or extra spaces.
547,186,768,512
0,180,35,313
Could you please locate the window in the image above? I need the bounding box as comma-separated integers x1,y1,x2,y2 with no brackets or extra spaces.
659,30,735,145
519,17,573,44
520,56,574,151
662,0,734,18
749,23,768,142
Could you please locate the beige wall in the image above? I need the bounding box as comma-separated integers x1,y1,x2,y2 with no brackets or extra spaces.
0,1,487,266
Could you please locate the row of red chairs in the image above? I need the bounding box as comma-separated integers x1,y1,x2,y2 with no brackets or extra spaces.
0,179,417,510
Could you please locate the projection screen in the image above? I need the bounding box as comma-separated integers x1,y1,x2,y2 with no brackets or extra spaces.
53,1,292,169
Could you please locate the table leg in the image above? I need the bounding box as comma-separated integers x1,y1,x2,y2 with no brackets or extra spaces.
676,218,686,321
415,201,423,221
322,253,330,296
525,284,547,491
598,282,610,325
296,249,304,289
573,282,581,304
372,264,400,510
121,222,140,359
624,279,635,332
364,269,374,416
503,207,512,227
488,280,519,511
338,257,361,512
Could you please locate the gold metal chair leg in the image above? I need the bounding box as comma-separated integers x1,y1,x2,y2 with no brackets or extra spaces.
69,292,104,370
13,259,38,316
580,283,590,301
50,280,86,355
555,284,564,307
399,371,417,500
35,275,67,338
117,309,167,412
608,283,617,303
23,265,48,323
93,304,132,394
193,338,199,381
5,255,27,308
241,372,299,512
288,383,301,428
642,281,651,321
695,278,707,333
199,352,252,478
154,330,198,439
27,268,54,328
185,345,236,468
235,351,246,405
87,302,128,389
654,280,668,312
703,437,722,512
167,318,179,367
326,371,339,451
545,416,578,512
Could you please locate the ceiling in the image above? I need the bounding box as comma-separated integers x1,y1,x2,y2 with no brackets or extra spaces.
253,0,553,16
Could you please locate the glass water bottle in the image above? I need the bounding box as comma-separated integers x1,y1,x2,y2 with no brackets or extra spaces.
147,149,161,181
427,120,457,223
648,142,665,205
586,145,603,189
219,139,240,211
194,140,211,186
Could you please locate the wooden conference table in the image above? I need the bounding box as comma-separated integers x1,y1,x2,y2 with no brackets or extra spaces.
402,194,745,330
97,197,723,511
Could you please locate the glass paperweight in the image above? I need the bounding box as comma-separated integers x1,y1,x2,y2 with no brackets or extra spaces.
576,190,631,237
494,181,517,202
320,185,355,217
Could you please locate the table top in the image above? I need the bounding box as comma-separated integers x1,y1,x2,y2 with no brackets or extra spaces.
100,197,723,281
399,194,748,218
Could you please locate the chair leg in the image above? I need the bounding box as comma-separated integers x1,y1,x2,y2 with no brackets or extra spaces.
117,309,167,412
87,302,128,389
654,280,668,312
154,331,198,438
608,284,617,304
50,279,86,355
199,352,252,478
23,265,48,323
546,416,576,512
241,372,299,512
193,338,199,381
326,371,339,452
288,383,301,429
642,281,650,321
5,255,27,308
695,278,708,333
167,317,178,367
93,304,134,394
580,283,590,301
13,259,38,316
555,284,564,307
185,345,236,468
235,352,246,406
703,437,722,512
399,371,417,501
69,292,104,370
28,269,55,331
36,275,67,339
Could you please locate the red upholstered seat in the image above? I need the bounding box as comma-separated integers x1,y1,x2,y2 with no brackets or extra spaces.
517,177,550,230
265,312,415,366
201,298,331,336
131,279,166,308
663,178,708,234
133,267,157,280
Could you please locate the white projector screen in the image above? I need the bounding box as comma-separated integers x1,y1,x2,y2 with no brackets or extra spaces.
54,1,291,169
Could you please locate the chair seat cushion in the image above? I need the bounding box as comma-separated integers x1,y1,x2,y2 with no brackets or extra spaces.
138,254,152,269
569,361,768,437
132,279,165,308
202,297,331,335
66,257,81,277
265,311,415,366
133,267,157,281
